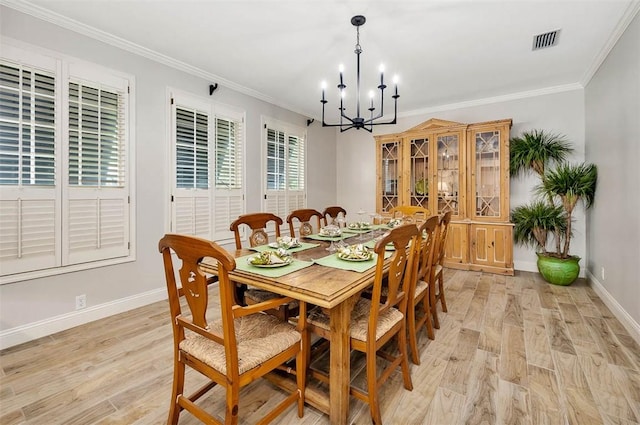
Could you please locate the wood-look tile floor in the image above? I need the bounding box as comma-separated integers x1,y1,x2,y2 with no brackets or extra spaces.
2,270,640,425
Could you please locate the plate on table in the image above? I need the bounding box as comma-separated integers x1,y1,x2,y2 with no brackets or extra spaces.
347,222,372,231
319,226,342,237
247,251,293,268
268,236,301,249
336,244,374,262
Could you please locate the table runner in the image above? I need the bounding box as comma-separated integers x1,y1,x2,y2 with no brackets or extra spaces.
313,251,393,273
250,242,320,253
235,253,314,278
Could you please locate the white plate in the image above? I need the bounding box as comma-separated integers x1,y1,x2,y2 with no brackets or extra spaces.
336,254,373,262
247,257,293,268
268,242,301,249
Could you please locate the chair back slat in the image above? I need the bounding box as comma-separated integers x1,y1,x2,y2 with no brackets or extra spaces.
417,216,440,282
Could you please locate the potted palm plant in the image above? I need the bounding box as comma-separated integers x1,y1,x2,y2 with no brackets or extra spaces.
510,130,598,285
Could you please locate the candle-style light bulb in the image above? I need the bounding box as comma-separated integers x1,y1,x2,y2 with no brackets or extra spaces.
321,81,327,101
392,75,399,96
339,64,344,88
379,64,385,86
369,90,375,108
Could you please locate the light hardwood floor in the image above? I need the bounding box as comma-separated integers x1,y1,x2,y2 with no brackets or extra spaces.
2,270,640,425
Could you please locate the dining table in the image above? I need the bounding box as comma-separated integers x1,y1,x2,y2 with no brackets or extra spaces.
199,225,391,425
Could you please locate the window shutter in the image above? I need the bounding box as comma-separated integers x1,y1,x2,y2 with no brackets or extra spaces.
0,61,60,275
171,104,211,238
264,122,306,219
213,114,244,240
64,77,130,265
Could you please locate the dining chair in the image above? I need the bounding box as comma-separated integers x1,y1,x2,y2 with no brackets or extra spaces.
321,206,347,227
430,211,452,329
229,212,298,320
302,223,419,425
286,208,323,238
407,215,439,364
388,205,430,223
158,234,306,425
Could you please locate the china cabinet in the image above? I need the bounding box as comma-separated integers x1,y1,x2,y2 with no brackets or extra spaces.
375,118,514,275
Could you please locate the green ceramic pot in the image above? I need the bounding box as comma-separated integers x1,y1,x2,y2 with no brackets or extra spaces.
536,253,580,286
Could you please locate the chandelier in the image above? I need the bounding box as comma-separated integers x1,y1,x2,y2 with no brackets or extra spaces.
320,15,399,132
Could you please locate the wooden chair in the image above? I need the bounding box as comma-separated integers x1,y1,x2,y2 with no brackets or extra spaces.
407,215,439,364
388,205,430,223
302,224,419,425
230,212,282,249
321,206,347,227
286,208,323,238
430,211,452,329
158,234,306,425
229,213,298,320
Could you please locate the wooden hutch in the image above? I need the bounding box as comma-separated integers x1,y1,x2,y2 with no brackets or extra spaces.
375,118,514,275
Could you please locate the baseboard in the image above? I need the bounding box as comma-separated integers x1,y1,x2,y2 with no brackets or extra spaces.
0,288,167,350
586,270,640,345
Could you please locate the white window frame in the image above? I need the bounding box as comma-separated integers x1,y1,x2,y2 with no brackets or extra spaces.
262,117,307,226
0,40,136,284
167,89,246,245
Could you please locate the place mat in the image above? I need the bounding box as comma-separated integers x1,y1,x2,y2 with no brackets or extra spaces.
305,233,352,241
250,242,320,253
236,254,314,278
313,251,392,273
342,227,373,234
364,240,396,251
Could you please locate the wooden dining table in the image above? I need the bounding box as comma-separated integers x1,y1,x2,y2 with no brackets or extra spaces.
200,229,388,425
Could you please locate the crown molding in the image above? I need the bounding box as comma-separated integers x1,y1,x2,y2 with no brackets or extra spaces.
401,83,584,118
0,0,307,116
580,0,640,86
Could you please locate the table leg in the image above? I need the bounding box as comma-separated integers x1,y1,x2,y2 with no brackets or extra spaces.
328,294,358,425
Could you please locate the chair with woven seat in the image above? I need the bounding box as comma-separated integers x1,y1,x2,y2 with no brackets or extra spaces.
388,205,430,223
321,206,347,227
407,215,439,365
430,211,452,329
158,234,306,425
286,208,323,238
229,212,298,320
302,223,420,425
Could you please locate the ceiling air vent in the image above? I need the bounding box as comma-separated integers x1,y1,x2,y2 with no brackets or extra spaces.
532,29,561,50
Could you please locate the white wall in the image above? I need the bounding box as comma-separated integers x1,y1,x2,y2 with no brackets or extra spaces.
585,12,640,332
337,89,586,273
0,7,337,347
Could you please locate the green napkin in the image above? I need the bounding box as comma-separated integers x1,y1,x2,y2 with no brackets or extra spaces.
236,253,314,278
312,251,392,273
250,242,320,253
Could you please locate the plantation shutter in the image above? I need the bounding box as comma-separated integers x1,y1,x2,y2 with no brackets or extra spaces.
0,60,60,275
64,69,130,265
171,102,211,239
287,133,306,211
213,111,244,240
264,121,306,221
265,127,288,220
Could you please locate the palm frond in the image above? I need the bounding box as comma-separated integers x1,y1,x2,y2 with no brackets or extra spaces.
509,130,573,178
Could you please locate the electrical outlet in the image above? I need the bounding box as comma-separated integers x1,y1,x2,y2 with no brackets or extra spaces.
75,294,87,310
601,267,605,281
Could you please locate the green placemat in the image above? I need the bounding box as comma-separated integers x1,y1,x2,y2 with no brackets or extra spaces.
305,233,351,241
364,240,396,251
250,242,320,253
236,254,314,278
313,251,392,273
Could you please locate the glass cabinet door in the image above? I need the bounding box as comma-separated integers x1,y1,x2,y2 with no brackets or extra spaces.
473,130,501,218
436,133,460,216
409,138,429,209
379,140,400,212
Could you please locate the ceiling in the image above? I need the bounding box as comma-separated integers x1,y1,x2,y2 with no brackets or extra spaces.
6,1,638,121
